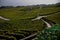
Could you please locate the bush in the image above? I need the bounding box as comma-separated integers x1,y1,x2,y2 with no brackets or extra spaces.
36,24,60,40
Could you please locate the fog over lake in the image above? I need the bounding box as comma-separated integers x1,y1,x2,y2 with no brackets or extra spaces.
0,0,60,6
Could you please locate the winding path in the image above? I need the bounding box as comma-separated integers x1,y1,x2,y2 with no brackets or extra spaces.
19,11,60,40
32,16,55,28
0,16,10,21
20,33,37,40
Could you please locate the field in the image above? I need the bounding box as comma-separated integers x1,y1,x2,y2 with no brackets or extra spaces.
0,6,60,40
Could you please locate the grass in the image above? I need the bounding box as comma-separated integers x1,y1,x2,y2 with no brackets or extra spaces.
0,6,60,40
47,12,60,24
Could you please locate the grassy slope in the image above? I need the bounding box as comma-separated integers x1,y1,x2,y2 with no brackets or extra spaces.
0,6,60,40
47,12,60,24
0,7,60,19
0,6,60,31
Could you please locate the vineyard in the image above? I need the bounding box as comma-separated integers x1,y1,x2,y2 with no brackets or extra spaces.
0,5,60,40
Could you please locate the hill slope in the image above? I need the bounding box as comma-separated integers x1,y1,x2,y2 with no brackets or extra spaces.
0,6,60,40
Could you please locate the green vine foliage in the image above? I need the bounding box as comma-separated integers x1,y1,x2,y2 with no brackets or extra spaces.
36,24,60,40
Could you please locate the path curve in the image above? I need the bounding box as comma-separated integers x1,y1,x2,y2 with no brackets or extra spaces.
0,16,10,21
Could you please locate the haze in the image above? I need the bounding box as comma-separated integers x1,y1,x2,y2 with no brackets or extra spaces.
0,0,60,6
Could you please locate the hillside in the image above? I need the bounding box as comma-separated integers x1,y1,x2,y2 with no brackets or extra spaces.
0,5,60,40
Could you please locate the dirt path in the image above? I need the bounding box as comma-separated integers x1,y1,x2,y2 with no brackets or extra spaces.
0,16,10,21
20,33,37,40
41,19,52,28
32,16,53,28
31,11,60,28
24,11,60,40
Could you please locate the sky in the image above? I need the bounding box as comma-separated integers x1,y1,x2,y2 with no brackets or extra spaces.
0,0,60,6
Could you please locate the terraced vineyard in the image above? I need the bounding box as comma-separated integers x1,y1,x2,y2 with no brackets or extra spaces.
0,5,60,40
0,29,37,40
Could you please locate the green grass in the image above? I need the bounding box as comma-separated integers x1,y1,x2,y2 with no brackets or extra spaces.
47,12,60,24
0,6,60,31
0,7,60,19
0,6,60,40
